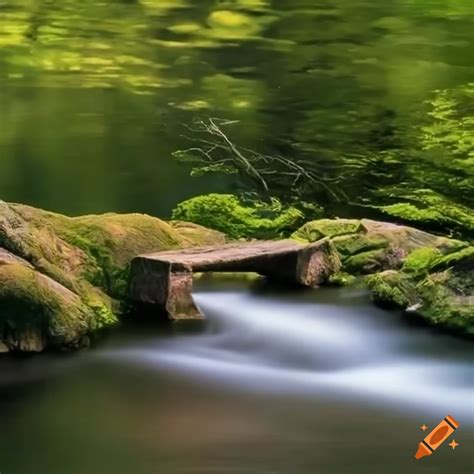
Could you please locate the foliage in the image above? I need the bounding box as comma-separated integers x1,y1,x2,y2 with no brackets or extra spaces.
420,83,474,164
374,189,474,240
171,193,305,239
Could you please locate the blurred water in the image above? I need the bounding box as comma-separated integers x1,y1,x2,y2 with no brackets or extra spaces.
113,291,473,419
0,282,472,474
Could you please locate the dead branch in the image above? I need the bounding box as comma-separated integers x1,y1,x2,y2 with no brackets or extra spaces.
173,118,366,200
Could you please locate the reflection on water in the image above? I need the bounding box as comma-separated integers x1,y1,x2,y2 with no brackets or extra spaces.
1,1,472,215
0,283,472,474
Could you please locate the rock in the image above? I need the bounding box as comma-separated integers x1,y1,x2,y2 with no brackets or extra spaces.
366,245,474,336
169,221,227,247
0,249,92,351
2,203,472,350
0,201,226,352
292,218,462,275
292,219,362,243
293,218,473,335
295,239,341,286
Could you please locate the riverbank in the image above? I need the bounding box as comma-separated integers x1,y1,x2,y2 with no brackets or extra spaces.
1,202,472,353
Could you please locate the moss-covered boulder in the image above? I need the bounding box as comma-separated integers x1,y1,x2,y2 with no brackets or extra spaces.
0,201,225,353
292,219,362,242
169,221,227,247
292,218,473,334
292,218,458,275
366,246,474,336
0,249,93,352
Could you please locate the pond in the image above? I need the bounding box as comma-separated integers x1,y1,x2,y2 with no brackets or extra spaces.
1,0,472,216
0,281,472,474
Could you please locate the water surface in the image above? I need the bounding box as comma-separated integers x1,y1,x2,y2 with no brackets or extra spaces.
0,282,472,474
1,0,472,215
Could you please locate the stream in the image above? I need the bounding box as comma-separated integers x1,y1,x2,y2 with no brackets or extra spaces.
0,279,472,474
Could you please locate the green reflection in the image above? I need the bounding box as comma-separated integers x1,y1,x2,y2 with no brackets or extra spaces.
0,0,472,218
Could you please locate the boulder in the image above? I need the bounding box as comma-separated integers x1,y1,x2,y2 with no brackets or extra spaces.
292,218,473,335
0,201,225,352
366,246,474,336
292,218,464,275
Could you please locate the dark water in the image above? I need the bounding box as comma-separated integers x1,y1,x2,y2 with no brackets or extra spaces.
0,282,473,474
1,0,472,216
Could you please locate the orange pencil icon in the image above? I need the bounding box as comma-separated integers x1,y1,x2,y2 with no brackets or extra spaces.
415,415,459,459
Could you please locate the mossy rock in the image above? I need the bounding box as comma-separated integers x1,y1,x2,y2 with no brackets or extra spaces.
366,271,413,308
331,233,389,257
292,219,362,243
414,271,474,334
344,248,395,274
0,201,226,352
328,271,357,286
169,221,227,247
0,252,93,352
366,247,474,336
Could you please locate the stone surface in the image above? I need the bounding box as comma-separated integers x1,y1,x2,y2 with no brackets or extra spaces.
366,245,474,336
293,218,463,275
130,239,340,319
0,201,225,352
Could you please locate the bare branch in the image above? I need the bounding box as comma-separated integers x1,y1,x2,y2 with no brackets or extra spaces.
172,118,361,200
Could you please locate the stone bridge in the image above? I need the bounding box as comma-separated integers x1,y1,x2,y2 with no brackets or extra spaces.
129,239,339,319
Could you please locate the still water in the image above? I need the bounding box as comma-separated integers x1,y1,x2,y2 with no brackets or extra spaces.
1,0,472,216
0,281,472,474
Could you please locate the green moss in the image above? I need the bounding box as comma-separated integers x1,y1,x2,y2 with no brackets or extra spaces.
431,246,474,272
402,245,473,278
172,194,304,240
343,248,390,274
331,233,388,257
1,201,229,352
402,247,441,275
292,219,362,243
328,271,357,286
0,261,92,351
365,271,412,307
169,221,227,246
88,301,118,330
415,272,474,334
377,190,474,241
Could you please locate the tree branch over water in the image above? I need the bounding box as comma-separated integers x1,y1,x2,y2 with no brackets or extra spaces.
172,118,372,200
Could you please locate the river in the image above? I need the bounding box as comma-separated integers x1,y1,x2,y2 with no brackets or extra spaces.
0,279,472,474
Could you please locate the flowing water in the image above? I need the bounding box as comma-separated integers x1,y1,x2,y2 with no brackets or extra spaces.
0,280,472,474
